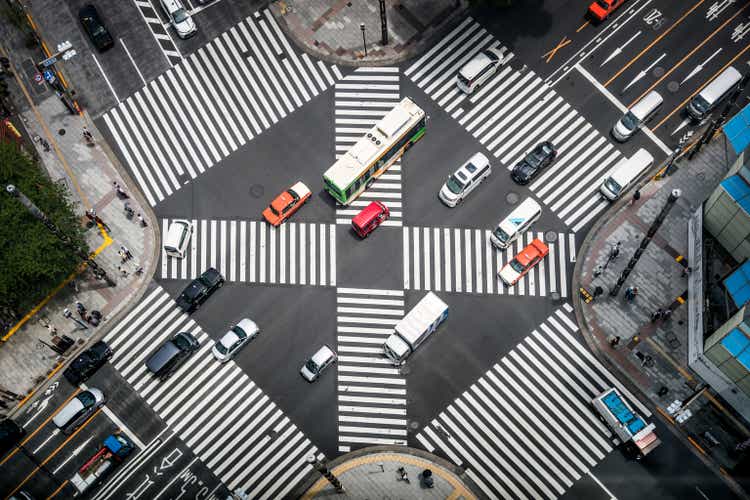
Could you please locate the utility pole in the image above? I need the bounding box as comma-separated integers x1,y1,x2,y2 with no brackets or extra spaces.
360,23,367,57
307,455,344,493
379,0,388,45
610,189,681,296
5,185,116,286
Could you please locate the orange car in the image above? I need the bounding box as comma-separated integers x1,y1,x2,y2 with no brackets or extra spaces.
498,238,549,286
262,181,312,226
588,0,626,22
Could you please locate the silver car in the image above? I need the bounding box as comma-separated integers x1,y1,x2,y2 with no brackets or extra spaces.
52,388,105,433
300,345,337,382
212,318,259,362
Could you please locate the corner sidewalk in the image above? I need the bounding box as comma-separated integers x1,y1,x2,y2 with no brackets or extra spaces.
0,37,158,413
269,0,469,66
573,136,749,496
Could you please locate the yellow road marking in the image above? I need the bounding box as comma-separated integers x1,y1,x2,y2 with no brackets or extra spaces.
688,436,707,455
544,37,572,63
605,0,708,87
46,479,68,500
576,20,590,33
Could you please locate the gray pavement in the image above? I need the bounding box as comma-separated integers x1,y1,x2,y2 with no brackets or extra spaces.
269,0,469,66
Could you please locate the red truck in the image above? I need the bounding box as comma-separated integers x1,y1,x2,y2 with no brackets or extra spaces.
70,434,134,494
588,0,627,22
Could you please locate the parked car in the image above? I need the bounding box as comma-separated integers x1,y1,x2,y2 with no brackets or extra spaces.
352,201,389,238
438,152,491,207
78,5,115,52
511,141,557,185
0,419,25,455
588,0,626,22
159,0,197,39
498,238,549,286
212,318,259,362
176,267,224,313
63,341,113,385
53,389,105,434
262,181,312,226
146,332,199,379
456,47,510,94
300,345,337,382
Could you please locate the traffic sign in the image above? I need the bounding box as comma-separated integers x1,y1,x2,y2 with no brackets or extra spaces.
33,73,43,83
43,70,54,82
39,56,58,68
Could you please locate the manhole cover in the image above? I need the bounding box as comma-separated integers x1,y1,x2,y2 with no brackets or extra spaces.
408,421,420,431
653,66,665,78
545,231,558,243
550,292,561,301
249,184,264,198
667,81,680,93
696,172,706,181
506,192,519,204
400,365,411,376
58,128,66,136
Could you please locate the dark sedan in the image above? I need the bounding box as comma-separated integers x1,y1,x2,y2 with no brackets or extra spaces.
63,340,113,385
511,141,557,185
176,267,224,313
79,5,115,52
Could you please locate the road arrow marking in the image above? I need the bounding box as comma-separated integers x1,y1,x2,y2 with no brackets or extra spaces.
53,436,93,474
601,30,642,67
680,48,723,86
33,428,59,454
671,118,692,136
622,52,667,94
732,22,750,42
708,0,736,21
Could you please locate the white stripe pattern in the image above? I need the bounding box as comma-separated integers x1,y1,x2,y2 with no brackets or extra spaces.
103,287,322,499
416,304,650,500
404,18,626,233
160,219,336,286
103,9,342,207
403,228,572,297
336,288,407,452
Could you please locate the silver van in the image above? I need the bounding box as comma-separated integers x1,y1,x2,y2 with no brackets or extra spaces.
300,345,337,382
612,91,663,142
438,152,492,207
164,219,193,259
456,47,510,94
600,149,654,201
686,66,741,120
490,197,542,249
159,0,197,39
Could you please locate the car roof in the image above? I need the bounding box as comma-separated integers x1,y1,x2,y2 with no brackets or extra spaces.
352,201,385,226
459,52,492,80
455,152,489,177
311,345,334,365
515,239,549,265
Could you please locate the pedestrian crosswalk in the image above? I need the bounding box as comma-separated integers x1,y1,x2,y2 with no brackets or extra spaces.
404,17,625,233
403,227,575,297
102,9,344,207
104,287,322,499
334,67,404,227
336,288,408,453
416,303,651,500
160,219,336,287
132,0,182,66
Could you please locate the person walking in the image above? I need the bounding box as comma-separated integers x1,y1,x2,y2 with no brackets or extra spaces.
651,309,663,322
624,286,638,301
593,265,603,278
631,189,641,205
82,126,94,144
75,301,87,319
121,245,133,260
662,308,673,321
113,181,128,199
137,213,147,227
117,265,128,277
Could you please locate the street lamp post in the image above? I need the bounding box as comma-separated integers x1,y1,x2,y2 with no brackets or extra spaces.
360,23,367,57
5,184,116,286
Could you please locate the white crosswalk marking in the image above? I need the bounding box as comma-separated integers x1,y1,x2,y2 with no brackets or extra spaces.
336,288,407,453
334,68,403,226
103,287,322,498
416,305,649,500
404,227,573,297
405,18,628,233
101,9,343,207
160,219,335,286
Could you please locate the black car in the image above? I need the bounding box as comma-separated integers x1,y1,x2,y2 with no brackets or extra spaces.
145,331,199,379
511,141,557,185
63,340,113,385
0,418,24,455
176,267,224,312
79,5,114,52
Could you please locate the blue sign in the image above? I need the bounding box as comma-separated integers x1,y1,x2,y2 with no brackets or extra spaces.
43,70,55,82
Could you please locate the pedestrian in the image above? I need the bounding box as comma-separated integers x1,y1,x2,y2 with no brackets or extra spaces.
662,308,672,321
75,301,86,318
117,265,128,277
121,245,133,260
46,323,58,336
137,213,148,227
610,241,622,260
625,286,638,301
651,309,663,322
118,249,127,263
82,126,94,144
681,266,693,277
610,335,621,348
631,189,641,205
113,181,128,199
93,213,111,232
593,265,603,278
85,208,96,226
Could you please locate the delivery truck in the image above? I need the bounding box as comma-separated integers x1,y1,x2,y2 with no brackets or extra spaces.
592,388,661,460
383,292,448,365
70,433,134,494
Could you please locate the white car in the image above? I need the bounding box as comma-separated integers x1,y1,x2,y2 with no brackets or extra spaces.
300,345,337,382
53,388,105,434
160,0,197,39
212,318,259,362
456,47,510,94
439,152,491,207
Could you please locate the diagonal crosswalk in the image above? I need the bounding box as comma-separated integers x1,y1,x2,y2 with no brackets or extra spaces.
336,288,408,453
404,17,625,233
104,287,322,499
333,67,404,226
416,304,651,500
159,219,336,287
403,227,575,297
132,0,182,66
102,9,344,207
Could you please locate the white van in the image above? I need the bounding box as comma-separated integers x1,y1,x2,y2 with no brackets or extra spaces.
438,152,491,207
612,91,663,142
456,47,510,94
159,0,197,39
686,66,741,120
490,197,542,249
600,148,654,201
164,219,193,258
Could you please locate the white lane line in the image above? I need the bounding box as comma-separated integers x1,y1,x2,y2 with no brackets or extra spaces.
588,471,617,499
119,38,146,85
91,53,120,102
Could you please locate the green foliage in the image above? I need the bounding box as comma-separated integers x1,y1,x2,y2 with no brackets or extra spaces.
0,142,86,315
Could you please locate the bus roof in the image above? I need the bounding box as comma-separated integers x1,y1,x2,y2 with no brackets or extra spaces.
324,97,424,188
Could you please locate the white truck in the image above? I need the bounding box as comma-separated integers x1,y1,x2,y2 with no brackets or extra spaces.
592,388,661,460
383,292,449,365
70,434,134,494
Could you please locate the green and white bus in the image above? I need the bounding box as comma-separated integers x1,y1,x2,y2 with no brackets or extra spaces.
323,97,426,205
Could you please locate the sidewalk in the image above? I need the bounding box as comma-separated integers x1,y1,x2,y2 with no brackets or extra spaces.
269,0,469,66
0,22,158,413
573,136,749,495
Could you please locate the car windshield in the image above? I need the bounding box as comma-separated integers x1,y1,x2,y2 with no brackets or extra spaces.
518,162,535,176
604,177,622,195
483,49,499,62
305,360,319,374
446,175,465,194
692,95,709,114
183,283,202,300
620,111,639,131
78,391,95,406
92,25,106,37
597,0,610,8
173,8,189,23
457,73,470,85
214,341,228,355
509,258,526,273
528,149,545,166
269,205,280,216
173,334,192,350
493,227,510,243
231,325,247,340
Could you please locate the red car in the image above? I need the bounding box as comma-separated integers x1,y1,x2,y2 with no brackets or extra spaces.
262,181,312,226
498,238,549,286
351,201,389,238
588,0,626,22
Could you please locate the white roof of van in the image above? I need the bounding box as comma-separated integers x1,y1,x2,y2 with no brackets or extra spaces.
395,292,448,344
610,148,654,184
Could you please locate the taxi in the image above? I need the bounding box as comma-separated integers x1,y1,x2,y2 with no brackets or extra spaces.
262,181,311,226
498,238,549,286
588,0,626,22
352,201,389,238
